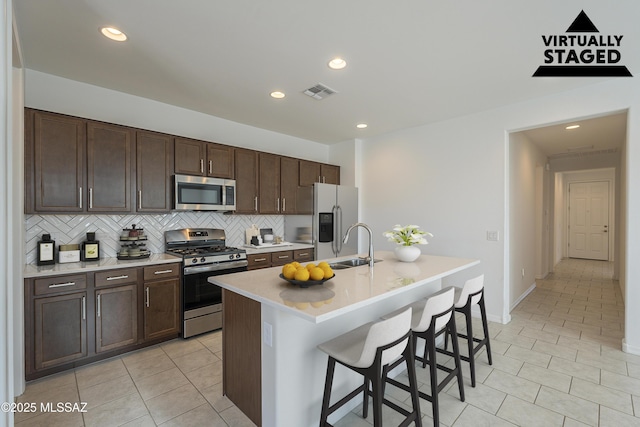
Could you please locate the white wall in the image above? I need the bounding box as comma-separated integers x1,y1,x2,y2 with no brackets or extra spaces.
509,132,548,309
24,70,330,163
352,78,640,352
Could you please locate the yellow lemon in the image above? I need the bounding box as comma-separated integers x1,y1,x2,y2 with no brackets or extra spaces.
309,267,325,281
317,261,330,269
282,263,291,274
305,263,317,271
291,261,302,268
294,268,310,281
283,264,297,280
321,266,334,279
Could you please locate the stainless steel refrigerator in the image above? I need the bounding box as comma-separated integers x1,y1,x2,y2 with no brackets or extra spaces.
284,183,359,260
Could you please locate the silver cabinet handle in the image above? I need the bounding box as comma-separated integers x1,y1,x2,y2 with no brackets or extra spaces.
277,255,289,259
89,187,93,209
322,176,326,183
318,176,321,183
254,196,258,212
138,190,142,209
82,296,86,320
208,160,212,175
298,252,308,257
48,282,76,288
97,294,101,317
254,258,267,262
154,269,173,275
106,275,128,281
145,287,150,308
277,198,280,212
79,187,83,209
282,198,286,212
200,159,204,174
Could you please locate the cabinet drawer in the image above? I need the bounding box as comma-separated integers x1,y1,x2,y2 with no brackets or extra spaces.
271,251,293,266
247,253,272,270
293,249,314,263
144,263,180,281
34,274,87,296
95,268,139,288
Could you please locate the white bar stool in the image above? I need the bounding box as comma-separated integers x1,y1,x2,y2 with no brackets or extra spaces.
317,307,422,427
446,274,492,387
383,287,465,427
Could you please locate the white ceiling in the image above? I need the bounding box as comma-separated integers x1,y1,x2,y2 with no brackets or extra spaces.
13,1,638,145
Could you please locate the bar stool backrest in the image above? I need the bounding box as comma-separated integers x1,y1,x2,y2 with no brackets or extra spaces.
359,307,412,368
456,275,485,308
415,287,455,333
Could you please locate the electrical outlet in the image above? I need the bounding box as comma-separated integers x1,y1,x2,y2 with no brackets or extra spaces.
487,231,499,241
263,321,273,347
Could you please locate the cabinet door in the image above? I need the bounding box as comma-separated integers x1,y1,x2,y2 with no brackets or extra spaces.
258,153,280,214
87,121,132,212
175,137,206,176
33,110,86,212
96,285,138,353
280,157,299,214
299,160,321,187
234,148,258,214
321,164,340,185
136,131,174,212
207,143,235,178
271,250,293,266
247,253,272,270
144,278,180,340
34,292,87,370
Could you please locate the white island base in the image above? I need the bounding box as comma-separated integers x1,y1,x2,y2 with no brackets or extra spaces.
211,251,480,427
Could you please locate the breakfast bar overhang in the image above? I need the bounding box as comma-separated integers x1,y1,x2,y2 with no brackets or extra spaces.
210,251,480,427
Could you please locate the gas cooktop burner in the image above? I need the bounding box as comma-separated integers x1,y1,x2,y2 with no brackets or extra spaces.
167,246,241,256
165,228,247,266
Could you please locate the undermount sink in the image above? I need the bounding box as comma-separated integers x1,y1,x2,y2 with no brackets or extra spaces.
329,258,382,269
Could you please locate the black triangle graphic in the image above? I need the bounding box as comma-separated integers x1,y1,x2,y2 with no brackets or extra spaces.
566,10,599,32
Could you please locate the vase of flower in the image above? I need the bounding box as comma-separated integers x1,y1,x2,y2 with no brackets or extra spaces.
383,224,433,263
394,245,421,262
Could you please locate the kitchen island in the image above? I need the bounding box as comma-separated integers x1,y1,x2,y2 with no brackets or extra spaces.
209,251,479,427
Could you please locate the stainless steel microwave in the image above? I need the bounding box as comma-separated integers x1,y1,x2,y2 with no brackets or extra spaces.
174,174,236,211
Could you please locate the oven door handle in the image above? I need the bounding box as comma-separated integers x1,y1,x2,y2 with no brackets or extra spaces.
183,260,248,275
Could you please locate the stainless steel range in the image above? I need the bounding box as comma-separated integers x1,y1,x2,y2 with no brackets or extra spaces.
165,228,248,338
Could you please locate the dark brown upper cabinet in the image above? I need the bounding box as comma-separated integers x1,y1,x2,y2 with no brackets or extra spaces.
174,137,234,179
234,148,259,214
136,131,174,213
299,160,340,186
87,121,133,212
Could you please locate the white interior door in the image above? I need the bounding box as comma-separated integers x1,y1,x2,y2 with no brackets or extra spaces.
568,181,609,260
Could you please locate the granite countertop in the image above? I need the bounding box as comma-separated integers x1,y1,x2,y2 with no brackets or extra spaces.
242,242,314,255
23,253,183,278
209,250,479,323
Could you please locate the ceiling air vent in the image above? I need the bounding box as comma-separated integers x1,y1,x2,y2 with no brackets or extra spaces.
303,83,337,100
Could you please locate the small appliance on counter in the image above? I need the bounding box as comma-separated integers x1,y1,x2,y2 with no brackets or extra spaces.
36,233,56,266
81,232,101,261
118,224,150,259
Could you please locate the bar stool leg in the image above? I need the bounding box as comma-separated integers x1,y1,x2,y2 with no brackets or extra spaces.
479,297,493,365
463,306,477,387
449,317,465,402
427,329,440,426
371,364,383,427
320,357,336,426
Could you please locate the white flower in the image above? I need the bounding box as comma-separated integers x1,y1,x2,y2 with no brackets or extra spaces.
382,225,433,247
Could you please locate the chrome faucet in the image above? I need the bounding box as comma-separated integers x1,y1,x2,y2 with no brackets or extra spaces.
343,223,375,268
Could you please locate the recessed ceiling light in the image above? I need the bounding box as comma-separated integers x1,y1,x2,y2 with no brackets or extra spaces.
100,26,127,42
565,124,580,130
356,123,368,129
328,58,347,70
270,91,285,99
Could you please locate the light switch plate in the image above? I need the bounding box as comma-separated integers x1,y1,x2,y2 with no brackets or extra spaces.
487,231,499,241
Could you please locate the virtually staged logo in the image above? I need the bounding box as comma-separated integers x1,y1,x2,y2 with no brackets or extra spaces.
533,10,632,77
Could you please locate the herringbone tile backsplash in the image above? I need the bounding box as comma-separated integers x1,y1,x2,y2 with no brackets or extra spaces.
25,213,285,264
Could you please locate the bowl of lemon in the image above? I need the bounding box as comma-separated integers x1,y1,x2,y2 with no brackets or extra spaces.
279,261,334,288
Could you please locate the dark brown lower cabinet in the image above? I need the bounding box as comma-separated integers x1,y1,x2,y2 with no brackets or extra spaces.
144,278,180,340
96,285,138,353
223,289,262,427
34,292,87,370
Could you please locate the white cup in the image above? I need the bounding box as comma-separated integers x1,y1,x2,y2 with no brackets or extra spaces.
264,234,274,243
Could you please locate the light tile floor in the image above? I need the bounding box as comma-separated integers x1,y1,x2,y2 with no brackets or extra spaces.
15,258,639,426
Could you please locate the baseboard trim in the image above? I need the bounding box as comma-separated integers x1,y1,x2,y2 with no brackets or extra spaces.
510,282,536,312
622,339,640,356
